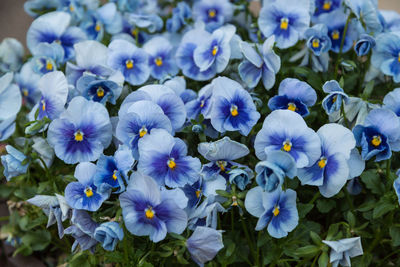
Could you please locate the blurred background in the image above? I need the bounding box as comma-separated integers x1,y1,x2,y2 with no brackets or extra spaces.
0,0,399,50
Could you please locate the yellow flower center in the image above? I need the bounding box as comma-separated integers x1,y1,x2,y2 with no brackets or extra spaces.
398,53,400,62
96,87,104,98
332,95,337,103
41,100,46,111
195,190,202,198
131,28,138,37
323,1,331,10
145,207,155,219
112,170,118,180
273,206,280,216
282,140,292,152
22,89,29,97
312,38,320,48
95,23,101,32
208,9,216,18
74,130,84,142
155,57,163,67
125,59,134,69
212,45,218,56
168,158,176,169
139,126,148,138
332,30,340,40
318,157,327,169
230,105,239,117
217,160,227,172
84,187,93,197
280,18,289,30
287,102,297,111
69,4,74,12
46,61,53,71
371,135,381,147
200,100,205,108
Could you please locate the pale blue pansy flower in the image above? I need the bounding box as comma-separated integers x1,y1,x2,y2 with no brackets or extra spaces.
322,237,363,267
1,145,28,181
94,222,124,251
0,72,21,121
322,80,349,115
192,0,233,32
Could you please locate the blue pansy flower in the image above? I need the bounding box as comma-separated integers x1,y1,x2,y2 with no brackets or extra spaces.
354,34,376,57
24,0,59,17
27,11,87,62
76,75,122,105
353,108,400,161
27,194,71,238
383,88,400,116
64,209,99,253
193,25,236,74
163,76,197,104
229,168,252,190
298,123,356,197
93,145,135,194
188,196,226,230
122,84,186,131
193,0,233,32
314,0,342,16
316,9,358,53
209,77,260,136
268,78,317,117
304,24,332,56
107,39,150,86
175,27,217,81
0,72,21,121
30,42,64,75
254,110,321,168
322,80,349,115
185,84,213,120
0,117,16,141
66,40,122,86
94,222,124,251
198,137,250,176
322,237,363,267
65,162,109,211
258,0,310,49
138,129,201,188
1,145,28,181
183,176,226,210
346,148,365,195
380,10,400,32
245,187,299,238
371,32,400,83
345,0,382,33
166,2,192,33
238,36,281,90
116,100,172,159
187,226,224,266
394,170,400,205
35,71,68,120
119,172,188,242
47,96,112,164
143,36,179,80
0,38,24,73
128,13,163,34
255,151,297,192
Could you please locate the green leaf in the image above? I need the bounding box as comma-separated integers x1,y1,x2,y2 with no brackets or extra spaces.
21,230,51,251
316,199,335,213
362,80,375,99
360,170,385,195
339,76,345,88
168,232,186,241
346,211,356,227
298,203,314,218
373,202,396,219
310,231,322,246
390,226,400,246
293,245,320,257
318,251,329,267
225,242,236,257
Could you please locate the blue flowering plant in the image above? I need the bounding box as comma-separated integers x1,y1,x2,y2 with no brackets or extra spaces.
1,0,400,266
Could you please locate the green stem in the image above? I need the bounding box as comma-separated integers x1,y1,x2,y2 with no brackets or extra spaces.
344,187,355,212
386,158,391,180
334,15,351,79
308,192,321,205
367,228,382,253
340,101,350,128
240,217,257,265
231,208,234,232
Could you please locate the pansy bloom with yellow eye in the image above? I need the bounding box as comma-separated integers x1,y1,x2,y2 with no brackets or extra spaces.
304,24,332,56
119,172,188,242
192,0,233,32
76,75,122,105
268,78,317,117
47,96,112,164
314,0,342,16
322,80,349,115
107,39,150,85
254,110,321,168
258,0,310,49
143,36,178,80
245,187,298,238
138,129,201,188
353,108,400,162
209,77,260,136
65,162,109,211
298,124,356,197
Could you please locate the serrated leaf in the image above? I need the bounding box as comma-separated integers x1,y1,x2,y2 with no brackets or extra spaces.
373,202,396,219
360,170,384,195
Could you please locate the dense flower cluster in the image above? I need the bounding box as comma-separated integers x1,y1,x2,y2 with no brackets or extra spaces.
1,0,400,266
